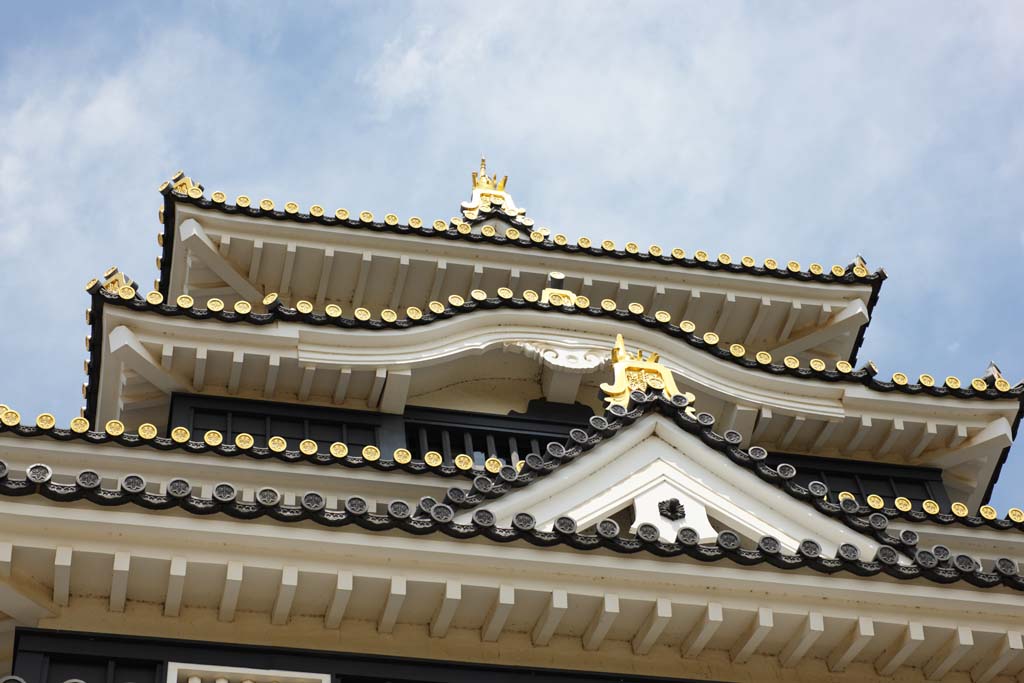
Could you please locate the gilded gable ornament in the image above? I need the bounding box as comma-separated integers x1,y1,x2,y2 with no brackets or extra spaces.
461,157,525,220
600,334,696,413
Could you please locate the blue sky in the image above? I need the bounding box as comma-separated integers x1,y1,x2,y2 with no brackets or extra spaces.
1,2,1022,508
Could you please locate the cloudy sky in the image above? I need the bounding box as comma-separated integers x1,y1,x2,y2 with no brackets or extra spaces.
1,2,1022,507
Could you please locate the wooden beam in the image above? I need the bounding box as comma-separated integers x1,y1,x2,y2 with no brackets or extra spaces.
777,301,803,343
332,368,352,405
909,421,938,461
969,631,1023,683
314,248,335,308
218,561,243,622
389,256,410,309
263,354,280,398
681,602,723,658
923,627,973,681
816,302,833,326
730,607,773,664
875,621,924,676
367,368,386,410
811,420,840,452
481,585,515,642
779,416,806,450
278,243,297,299
743,297,773,346
0,573,53,625
429,260,448,301
161,344,173,371
470,264,484,291
193,347,208,392
53,547,72,607
297,365,316,402
108,326,188,395
271,566,298,625
378,576,406,634
779,612,824,668
732,406,758,446
430,580,462,639
541,366,583,405
178,219,263,302
531,590,567,647
931,418,1014,470
827,617,874,672
773,300,869,357
680,289,702,323
844,415,873,454
0,544,10,578
324,571,353,629
582,594,619,651
164,557,187,618
227,351,244,395
248,239,264,282
109,552,130,613
878,418,906,456
632,598,672,655
217,234,231,258
947,424,969,450
752,407,774,442
712,293,736,336
379,369,412,415
351,253,372,309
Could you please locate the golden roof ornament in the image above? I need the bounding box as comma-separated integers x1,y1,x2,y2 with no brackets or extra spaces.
461,157,524,220
540,272,583,306
600,334,696,413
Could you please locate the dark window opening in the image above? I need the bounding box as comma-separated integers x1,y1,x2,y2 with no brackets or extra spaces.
764,451,951,508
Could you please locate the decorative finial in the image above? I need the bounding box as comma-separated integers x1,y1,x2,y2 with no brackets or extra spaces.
462,156,520,219
600,334,695,410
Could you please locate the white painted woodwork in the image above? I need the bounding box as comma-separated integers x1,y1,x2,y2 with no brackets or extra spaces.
219,561,243,622
729,607,773,664
582,594,619,651
377,576,406,634
827,617,875,672
779,612,824,668
632,598,672,655
430,580,461,639
923,627,973,680
681,602,724,658
481,585,515,642
271,566,298,626
94,303,1018,505
323,571,353,629
531,590,568,647
53,547,72,607
178,219,263,303
874,621,924,676
969,631,1023,683
168,205,878,363
164,557,187,618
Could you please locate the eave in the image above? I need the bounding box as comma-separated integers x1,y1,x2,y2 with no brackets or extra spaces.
156,192,883,364
74,299,1022,507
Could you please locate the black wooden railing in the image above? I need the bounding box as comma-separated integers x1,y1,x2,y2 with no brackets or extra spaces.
168,394,587,470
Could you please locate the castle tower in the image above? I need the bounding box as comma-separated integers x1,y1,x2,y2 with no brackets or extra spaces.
1,162,1022,682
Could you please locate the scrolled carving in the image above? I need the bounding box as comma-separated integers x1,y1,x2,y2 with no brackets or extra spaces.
504,339,608,374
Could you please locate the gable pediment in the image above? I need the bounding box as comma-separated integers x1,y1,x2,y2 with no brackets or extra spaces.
470,415,878,558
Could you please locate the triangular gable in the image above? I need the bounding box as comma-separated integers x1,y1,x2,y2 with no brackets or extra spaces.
464,414,879,558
